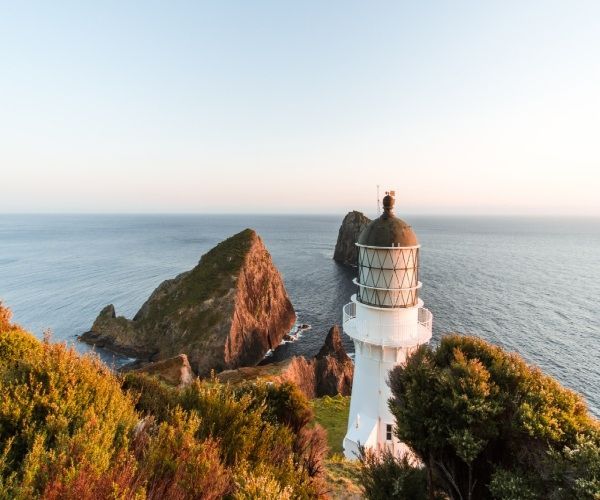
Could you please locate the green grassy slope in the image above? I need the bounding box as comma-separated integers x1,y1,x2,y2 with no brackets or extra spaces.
311,394,350,454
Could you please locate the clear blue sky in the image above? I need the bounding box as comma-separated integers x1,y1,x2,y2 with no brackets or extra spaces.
1,1,599,215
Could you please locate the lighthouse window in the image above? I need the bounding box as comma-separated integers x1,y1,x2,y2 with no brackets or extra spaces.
386,424,393,441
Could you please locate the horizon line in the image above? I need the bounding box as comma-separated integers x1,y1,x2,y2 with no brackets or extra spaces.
1,212,599,219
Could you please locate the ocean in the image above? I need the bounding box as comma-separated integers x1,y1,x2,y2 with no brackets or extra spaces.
0,214,598,416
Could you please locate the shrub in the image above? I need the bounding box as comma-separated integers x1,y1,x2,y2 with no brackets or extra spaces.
138,409,230,499
357,446,428,500
179,379,326,496
0,301,14,331
234,381,314,433
388,335,600,500
124,369,327,496
123,371,180,422
0,306,138,498
234,381,328,490
232,464,293,500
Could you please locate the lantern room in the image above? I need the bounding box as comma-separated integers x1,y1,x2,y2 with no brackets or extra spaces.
354,192,421,308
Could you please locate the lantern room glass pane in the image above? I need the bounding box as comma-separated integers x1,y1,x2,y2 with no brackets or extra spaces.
356,246,420,308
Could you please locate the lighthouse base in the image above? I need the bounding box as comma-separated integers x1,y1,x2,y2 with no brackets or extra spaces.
343,415,378,459
341,298,432,460
342,340,414,460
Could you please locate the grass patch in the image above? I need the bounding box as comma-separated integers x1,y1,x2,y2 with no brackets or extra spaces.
324,454,363,499
310,397,365,497
311,394,350,455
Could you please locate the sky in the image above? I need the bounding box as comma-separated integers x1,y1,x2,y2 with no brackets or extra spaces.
1,1,599,215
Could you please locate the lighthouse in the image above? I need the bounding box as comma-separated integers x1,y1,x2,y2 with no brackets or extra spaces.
343,191,432,459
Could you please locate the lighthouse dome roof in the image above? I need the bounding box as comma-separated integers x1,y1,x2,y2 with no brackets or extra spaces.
357,193,418,247
358,214,418,247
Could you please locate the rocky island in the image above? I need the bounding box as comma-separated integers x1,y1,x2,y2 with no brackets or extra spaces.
333,210,371,266
80,229,296,375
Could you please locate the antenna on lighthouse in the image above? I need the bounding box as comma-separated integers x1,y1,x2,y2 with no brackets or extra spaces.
376,185,380,215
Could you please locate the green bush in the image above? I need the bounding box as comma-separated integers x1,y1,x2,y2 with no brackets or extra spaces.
234,381,314,433
388,334,600,500
0,309,138,499
232,464,293,499
123,371,180,422
357,447,429,500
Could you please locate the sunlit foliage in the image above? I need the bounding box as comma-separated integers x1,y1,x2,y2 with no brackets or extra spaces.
387,334,600,500
125,373,328,496
0,302,327,499
0,304,137,498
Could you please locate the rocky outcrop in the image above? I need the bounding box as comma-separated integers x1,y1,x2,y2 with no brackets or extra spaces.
81,229,296,376
126,354,195,387
217,325,353,399
314,325,353,396
333,211,371,266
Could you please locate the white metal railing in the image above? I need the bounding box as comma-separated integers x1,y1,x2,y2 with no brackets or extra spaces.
342,301,432,347
418,307,433,332
343,301,356,325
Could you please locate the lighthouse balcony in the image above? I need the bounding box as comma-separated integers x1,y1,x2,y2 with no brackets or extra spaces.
342,300,432,348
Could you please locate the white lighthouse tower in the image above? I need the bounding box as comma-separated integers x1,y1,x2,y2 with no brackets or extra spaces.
343,191,432,459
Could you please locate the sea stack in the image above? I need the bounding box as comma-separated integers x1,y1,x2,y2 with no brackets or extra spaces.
80,229,296,376
333,211,371,266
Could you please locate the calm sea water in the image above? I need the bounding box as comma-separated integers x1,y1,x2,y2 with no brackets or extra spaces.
0,214,598,416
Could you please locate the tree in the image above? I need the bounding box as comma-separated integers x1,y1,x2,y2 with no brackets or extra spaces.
387,335,599,500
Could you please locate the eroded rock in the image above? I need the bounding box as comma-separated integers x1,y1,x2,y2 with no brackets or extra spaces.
217,325,354,399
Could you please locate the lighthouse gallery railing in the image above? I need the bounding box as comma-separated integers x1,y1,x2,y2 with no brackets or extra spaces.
342,301,432,347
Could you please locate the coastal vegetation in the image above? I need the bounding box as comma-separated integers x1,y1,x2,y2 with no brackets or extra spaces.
0,303,326,499
361,335,600,499
2,296,599,499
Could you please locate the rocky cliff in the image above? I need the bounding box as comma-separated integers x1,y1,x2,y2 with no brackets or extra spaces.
217,325,353,399
80,229,296,376
333,211,371,266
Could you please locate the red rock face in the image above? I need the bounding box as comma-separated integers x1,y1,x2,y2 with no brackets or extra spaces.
313,325,354,397
224,233,296,370
217,325,354,400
